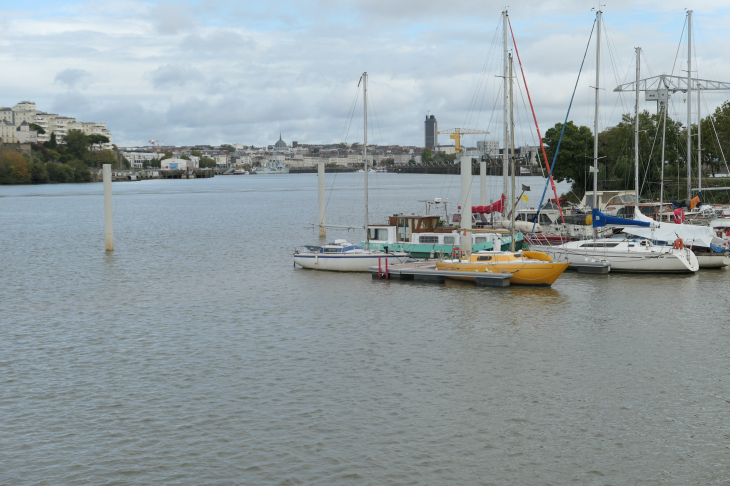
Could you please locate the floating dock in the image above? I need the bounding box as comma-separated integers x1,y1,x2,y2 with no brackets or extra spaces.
370,261,512,287
565,261,611,274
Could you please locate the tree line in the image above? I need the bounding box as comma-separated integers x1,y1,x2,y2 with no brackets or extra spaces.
542,101,730,203
0,128,121,184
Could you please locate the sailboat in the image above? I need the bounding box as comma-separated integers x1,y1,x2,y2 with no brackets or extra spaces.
528,13,699,273
436,48,569,286
293,72,409,272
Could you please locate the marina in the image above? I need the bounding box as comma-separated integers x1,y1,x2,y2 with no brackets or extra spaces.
5,3,730,484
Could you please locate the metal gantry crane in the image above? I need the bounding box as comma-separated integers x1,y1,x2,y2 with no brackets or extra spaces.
149,140,164,152
436,128,490,154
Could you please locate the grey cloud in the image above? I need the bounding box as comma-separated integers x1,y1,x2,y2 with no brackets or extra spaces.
150,65,205,89
54,68,92,89
151,0,195,34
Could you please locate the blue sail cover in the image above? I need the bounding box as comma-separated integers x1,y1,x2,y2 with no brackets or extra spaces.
592,208,651,228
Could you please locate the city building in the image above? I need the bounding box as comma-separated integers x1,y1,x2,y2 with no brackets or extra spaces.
121,151,164,169
16,121,37,144
477,140,500,155
0,120,16,143
424,111,437,148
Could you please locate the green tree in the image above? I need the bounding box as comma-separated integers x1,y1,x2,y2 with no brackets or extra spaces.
543,121,594,196
199,157,216,168
180,154,191,160
160,151,173,160
220,144,236,152
421,147,434,165
64,129,89,160
0,149,31,184
47,163,75,183
191,150,202,157
312,148,320,154
29,123,46,135
89,150,118,168
43,132,58,150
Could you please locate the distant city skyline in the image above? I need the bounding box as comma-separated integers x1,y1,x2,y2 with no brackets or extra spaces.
2,1,730,146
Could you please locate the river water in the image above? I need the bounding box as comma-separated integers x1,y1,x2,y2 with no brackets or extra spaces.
1,174,729,485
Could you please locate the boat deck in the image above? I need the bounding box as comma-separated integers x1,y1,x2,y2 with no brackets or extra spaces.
369,260,513,287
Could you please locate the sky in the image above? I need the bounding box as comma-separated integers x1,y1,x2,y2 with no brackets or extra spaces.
1,0,730,147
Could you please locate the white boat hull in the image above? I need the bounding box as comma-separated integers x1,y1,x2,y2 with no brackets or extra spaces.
531,245,699,273
294,253,409,272
695,254,730,268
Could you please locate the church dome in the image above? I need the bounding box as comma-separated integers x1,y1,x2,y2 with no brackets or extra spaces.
274,133,287,148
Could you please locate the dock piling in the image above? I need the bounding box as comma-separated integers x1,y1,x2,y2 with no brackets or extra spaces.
103,164,113,251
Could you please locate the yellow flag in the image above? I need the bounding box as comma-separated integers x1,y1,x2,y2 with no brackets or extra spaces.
521,194,529,202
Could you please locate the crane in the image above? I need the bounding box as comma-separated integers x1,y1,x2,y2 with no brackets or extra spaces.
149,140,164,152
436,128,489,154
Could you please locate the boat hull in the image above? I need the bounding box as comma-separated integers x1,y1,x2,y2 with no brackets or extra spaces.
695,254,730,268
530,245,699,273
294,253,409,272
434,261,569,285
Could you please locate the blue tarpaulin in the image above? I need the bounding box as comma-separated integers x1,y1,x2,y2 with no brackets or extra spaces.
592,208,651,228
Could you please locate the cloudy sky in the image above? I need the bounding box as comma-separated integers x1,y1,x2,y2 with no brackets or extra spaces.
1,0,729,147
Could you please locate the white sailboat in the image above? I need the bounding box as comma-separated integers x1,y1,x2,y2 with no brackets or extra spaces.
293,72,409,272
529,13,698,273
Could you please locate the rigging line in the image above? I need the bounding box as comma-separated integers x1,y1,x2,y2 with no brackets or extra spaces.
328,82,362,214
640,111,661,196
340,84,361,143
603,20,632,123
464,18,502,129
473,33,503,135
706,99,730,177
508,16,564,222
532,17,596,234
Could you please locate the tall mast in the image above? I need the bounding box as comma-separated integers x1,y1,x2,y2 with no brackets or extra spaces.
592,10,602,211
363,71,369,249
686,10,692,200
509,53,516,252
634,47,641,213
502,10,509,199
698,84,702,196
660,84,668,221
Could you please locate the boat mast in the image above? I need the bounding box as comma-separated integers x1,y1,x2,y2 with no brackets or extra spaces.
634,47,641,214
363,71,369,249
698,84,702,197
592,9,601,213
660,83,668,221
502,9,509,199
686,10,692,201
509,53,516,252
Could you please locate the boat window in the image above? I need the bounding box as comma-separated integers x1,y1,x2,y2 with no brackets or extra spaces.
474,237,487,244
540,214,552,224
477,256,493,261
323,248,341,253
580,242,620,248
419,235,439,244
584,195,595,208
443,236,455,245
369,228,389,241
513,254,524,258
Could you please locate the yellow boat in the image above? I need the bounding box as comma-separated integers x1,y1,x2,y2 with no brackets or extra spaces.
435,251,569,286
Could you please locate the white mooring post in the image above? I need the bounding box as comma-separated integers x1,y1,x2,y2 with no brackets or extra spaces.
318,161,326,238
103,164,114,251
480,160,487,206
460,154,472,260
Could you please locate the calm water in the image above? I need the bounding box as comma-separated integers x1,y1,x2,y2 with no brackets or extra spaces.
1,174,729,485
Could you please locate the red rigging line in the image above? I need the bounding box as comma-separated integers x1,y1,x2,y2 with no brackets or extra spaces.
507,17,565,224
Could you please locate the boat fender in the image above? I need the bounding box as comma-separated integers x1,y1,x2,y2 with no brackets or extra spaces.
384,246,389,254
315,254,318,264
673,238,684,250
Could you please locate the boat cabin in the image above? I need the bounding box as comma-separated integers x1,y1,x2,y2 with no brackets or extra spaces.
319,240,364,253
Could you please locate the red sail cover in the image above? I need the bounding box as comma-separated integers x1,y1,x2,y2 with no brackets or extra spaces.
472,194,507,214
